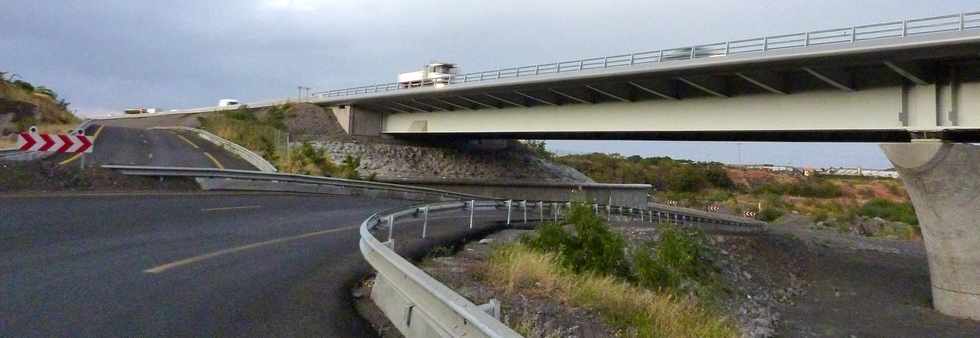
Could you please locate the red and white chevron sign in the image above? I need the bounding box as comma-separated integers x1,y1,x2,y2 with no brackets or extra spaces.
16,127,93,153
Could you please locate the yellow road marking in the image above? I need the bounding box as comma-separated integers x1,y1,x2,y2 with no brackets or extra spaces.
143,226,358,274
59,125,105,166
174,134,200,149
201,205,262,212
203,152,225,169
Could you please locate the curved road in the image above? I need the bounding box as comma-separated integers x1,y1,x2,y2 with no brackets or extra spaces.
56,124,256,170
0,192,413,336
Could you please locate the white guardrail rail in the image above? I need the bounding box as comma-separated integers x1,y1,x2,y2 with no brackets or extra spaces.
103,165,763,337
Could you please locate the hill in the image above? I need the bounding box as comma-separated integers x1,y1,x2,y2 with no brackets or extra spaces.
551,152,920,240
0,74,80,148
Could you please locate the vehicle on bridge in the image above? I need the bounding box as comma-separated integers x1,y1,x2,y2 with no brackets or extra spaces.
123,107,157,114
218,99,241,107
398,62,459,89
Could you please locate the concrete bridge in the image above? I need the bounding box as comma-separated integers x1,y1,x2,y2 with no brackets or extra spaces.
110,11,980,320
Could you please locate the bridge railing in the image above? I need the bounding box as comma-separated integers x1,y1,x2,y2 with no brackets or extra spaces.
312,11,980,99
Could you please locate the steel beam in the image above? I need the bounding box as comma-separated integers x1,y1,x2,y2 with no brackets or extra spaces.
735,72,789,95
432,97,473,110
803,67,855,92
411,99,448,112
457,95,500,109
485,93,526,107
627,81,679,100
391,101,429,112
513,90,558,106
549,88,592,104
676,76,728,97
884,61,931,85
585,85,630,102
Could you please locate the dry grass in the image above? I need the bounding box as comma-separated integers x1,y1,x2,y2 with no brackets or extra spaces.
486,244,737,338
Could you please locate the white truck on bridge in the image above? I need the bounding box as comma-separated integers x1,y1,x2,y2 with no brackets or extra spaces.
397,63,458,89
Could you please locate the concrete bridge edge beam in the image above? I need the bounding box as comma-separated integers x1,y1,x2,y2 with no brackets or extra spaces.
881,142,980,320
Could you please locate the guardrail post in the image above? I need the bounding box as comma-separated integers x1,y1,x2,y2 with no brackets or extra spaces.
593,203,599,215
505,200,512,225
522,200,528,223
553,202,559,222
538,201,544,222
851,27,857,42
421,206,430,239
658,50,665,62
961,13,966,31
387,215,395,248
629,53,635,65
469,200,475,229
725,41,731,55
804,32,810,46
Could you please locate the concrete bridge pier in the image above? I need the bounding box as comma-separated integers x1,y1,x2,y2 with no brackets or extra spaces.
881,142,980,320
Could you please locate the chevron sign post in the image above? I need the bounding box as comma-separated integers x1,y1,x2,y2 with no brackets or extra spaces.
16,126,93,154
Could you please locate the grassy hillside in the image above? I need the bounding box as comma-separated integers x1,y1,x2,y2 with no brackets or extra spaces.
0,74,80,147
549,151,920,240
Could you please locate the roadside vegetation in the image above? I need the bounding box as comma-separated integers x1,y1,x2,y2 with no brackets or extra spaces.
525,142,921,240
198,105,370,179
486,205,736,338
0,71,79,147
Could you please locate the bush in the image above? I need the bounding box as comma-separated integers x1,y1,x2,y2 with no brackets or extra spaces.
335,154,362,179
13,115,37,132
632,224,722,301
753,178,842,198
758,208,784,222
858,198,918,225
522,205,629,277
279,142,336,176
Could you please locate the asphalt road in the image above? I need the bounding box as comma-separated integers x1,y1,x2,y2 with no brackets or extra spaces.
54,124,255,170
0,192,412,337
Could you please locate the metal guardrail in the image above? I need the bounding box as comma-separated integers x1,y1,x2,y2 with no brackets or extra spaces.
103,165,763,337
101,165,489,200
361,199,762,337
314,11,980,98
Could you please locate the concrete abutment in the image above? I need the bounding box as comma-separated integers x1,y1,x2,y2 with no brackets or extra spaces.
881,142,980,320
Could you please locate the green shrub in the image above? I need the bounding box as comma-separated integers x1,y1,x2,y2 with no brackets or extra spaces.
758,208,784,222
335,155,362,179
753,178,842,198
522,205,629,277
858,198,918,225
280,142,336,176
632,224,721,300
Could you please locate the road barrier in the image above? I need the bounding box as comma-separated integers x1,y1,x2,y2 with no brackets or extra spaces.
0,120,93,162
102,165,764,337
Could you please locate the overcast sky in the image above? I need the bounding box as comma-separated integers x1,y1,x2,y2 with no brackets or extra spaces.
4,0,977,168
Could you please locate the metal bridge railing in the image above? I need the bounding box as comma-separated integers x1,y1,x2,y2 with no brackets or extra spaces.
313,11,980,99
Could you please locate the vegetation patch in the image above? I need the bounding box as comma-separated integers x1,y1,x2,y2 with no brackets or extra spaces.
857,198,918,225
508,205,735,337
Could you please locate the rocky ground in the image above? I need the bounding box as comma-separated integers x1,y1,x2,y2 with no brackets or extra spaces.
0,160,197,193
264,103,594,183
357,218,980,338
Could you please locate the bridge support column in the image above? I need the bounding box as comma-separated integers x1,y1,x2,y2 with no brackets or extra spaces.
881,142,980,320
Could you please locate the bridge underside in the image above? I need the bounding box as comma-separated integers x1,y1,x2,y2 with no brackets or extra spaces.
375,78,980,143
322,34,980,143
